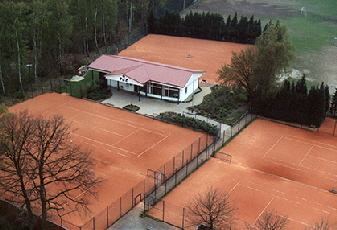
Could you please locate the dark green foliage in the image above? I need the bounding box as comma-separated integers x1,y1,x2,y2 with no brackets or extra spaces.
123,104,140,112
86,84,111,101
253,76,329,127
330,88,337,117
159,112,219,136
15,91,25,100
194,86,247,124
148,11,261,44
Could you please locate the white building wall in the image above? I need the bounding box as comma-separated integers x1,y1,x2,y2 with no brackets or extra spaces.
105,72,202,102
181,73,202,101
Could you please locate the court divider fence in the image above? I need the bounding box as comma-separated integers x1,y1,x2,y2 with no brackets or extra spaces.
59,112,256,229
143,113,257,228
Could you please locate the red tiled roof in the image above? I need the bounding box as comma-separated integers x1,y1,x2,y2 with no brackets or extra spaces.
88,54,205,87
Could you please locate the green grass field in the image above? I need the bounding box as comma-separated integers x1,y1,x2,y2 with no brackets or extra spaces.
254,0,337,85
184,0,337,88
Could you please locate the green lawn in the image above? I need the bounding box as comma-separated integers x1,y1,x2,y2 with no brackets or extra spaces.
256,0,337,84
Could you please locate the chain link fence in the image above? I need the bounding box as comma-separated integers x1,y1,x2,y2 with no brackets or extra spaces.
143,113,257,229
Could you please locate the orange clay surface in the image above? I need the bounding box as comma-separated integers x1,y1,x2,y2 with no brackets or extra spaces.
8,93,207,228
319,117,337,137
149,119,337,229
119,34,247,84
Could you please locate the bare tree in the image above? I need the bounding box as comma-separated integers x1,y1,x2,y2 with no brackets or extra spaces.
185,186,237,230
0,110,102,230
306,216,334,230
246,210,288,230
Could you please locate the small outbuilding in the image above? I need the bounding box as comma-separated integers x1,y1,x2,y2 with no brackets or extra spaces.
88,54,205,102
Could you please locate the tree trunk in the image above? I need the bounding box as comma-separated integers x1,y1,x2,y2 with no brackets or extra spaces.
102,10,107,46
58,33,63,76
39,169,47,230
94,8,99,49
18,169,35,230
85,13,89,54
14,24,24,93
0,63,5,95
33,29,38,84
129,1,133,33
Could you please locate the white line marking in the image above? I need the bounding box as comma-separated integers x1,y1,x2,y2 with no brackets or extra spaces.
263,135,284,158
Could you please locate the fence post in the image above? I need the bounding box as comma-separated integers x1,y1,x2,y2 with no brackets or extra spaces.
198,137,201,153
173,157,175,174
162,201,165,221
93,217,95,230
120,197,122,217
132,187,134,207
186,160,188,176
165,180,167,194
106,206,109,229
182,207,185,229
182,150,184,166
190,144,193,160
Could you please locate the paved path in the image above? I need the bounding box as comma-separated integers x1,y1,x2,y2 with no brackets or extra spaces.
108,202,180,230
102,86,211,116
102,86,230,134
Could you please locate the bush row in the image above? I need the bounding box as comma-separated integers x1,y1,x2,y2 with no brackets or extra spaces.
159,112,219,136
251,76,330,128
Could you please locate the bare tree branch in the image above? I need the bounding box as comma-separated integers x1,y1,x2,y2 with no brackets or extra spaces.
186,186,237,230
306,216,334,230
246,210,288,230
0,110,102,230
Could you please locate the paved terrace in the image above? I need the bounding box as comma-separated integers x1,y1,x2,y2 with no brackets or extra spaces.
102,85,210,116
102,84,230,134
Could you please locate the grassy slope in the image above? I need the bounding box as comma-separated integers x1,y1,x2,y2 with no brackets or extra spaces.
255,0,337,85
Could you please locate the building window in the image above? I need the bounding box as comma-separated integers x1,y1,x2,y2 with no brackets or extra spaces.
149,82,162,95
164,86,179,98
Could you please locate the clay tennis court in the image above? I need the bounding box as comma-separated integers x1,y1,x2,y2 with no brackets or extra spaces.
119,34,247,84
8,93,208,228
148,119,337,229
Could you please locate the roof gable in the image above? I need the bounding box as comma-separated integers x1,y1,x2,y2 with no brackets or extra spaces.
88,54,205,87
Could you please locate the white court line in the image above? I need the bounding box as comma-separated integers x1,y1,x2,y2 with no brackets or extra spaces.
63,104,171,136
299,146,314,166
62,105,139,129
260,156,337,184
226,181,241,196
72,132,136,158
286,135,337,151
263,135,285,158
241,181,333,226
137,133,171,158
253,197,274,225
98,127,124,137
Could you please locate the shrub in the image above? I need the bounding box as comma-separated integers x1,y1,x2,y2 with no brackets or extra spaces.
159,112,219,136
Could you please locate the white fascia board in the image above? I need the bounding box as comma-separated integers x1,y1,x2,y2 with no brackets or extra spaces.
87,68,110,74
105,74,144,86
150,81,183,89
